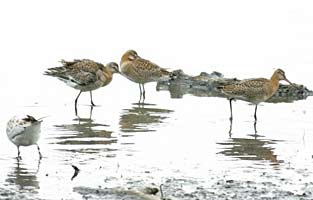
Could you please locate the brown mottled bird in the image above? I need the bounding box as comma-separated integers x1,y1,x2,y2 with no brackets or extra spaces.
120,50,170,102
44,59,119,111
219,69,294,121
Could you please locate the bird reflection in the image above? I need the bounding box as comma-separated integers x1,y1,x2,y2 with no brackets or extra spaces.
6,159,40,192
119,103,173,133
228,120,258,138
75,104,94,119
51,113,117,154
217,137,282,165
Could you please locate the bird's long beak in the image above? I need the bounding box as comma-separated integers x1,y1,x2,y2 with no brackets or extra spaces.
284,78,298,88
37,115,50,121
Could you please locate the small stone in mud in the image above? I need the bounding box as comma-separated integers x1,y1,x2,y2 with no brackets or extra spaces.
226,180,234,184
142,187,159,195
298,192,307,197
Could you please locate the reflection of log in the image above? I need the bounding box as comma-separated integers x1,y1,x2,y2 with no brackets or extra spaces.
157,70,313,103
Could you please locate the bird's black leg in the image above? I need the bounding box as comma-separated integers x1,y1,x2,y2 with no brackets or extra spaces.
138,84,142,103
89,105,94,119
142,84,146,102
254,105,258,122
75,91,82,115
90,91,96,106
229,98,233,121
36,144,42,159
254,120,257,135
17,146,21,160
229,119,233,138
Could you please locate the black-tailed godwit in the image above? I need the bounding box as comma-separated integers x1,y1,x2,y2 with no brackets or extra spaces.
120,50,170,102
220,69,294,121
44,60,119,113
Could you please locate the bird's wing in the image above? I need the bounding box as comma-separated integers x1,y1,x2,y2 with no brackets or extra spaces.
133,58,169,76
222,78,268,96
45,59,104,86
7,122,27,140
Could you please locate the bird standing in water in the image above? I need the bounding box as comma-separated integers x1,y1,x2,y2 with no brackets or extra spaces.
120,50,170,103
219,69,294,122
6,115,43,160
44,60,119,114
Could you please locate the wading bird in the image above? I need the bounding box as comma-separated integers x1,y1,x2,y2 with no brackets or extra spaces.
219,69,294,122
44,60,119,113
6,115,43,160
120,50,170,103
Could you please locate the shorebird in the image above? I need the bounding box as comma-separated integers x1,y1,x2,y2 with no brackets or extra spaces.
6,115,43,159
44,60,119,112
219,69,294,121
120,50,170,102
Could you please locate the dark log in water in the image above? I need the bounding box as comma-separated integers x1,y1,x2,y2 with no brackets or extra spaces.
157,70,313,103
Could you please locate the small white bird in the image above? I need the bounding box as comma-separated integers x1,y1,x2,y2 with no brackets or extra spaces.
6,115,43,159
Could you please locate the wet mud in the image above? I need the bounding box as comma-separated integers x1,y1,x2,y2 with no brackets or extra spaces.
1,71,312,200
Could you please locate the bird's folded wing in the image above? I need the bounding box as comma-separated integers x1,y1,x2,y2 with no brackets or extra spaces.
67,70,97,86
8,124,26,139
134,59,168,75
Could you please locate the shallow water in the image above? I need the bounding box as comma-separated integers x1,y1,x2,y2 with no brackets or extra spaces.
2,0,313,199
1,73,313,199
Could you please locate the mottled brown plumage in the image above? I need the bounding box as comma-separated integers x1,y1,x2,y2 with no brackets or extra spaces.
44,59,119,113
220,69,294,121
120,50,170,102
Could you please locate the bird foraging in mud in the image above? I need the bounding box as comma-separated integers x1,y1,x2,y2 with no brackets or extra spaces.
219,69,295,121
44,60,119,113
6,115,43,160
120,50,170,103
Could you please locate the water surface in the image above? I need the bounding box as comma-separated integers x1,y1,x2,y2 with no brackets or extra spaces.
0,77,312,199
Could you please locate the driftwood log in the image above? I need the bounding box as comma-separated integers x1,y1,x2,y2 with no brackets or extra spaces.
157,70,313,103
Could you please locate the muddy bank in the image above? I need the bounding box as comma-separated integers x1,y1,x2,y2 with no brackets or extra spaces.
0,188,40,200
157,70,313,103
73,186,161,200
73,177,313,200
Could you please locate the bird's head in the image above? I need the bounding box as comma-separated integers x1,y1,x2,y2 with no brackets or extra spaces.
107,62,120,74
121,49,139,64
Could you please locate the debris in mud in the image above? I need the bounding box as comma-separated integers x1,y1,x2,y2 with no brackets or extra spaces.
225,179,234,184
71,165,80,181
142,187,159,195
157,70,313,103
0,188,40,200
73,186,162,200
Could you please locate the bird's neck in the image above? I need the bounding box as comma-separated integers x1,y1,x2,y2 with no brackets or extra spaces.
270,74,280,95
120,54,130,66
100,68,113,84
